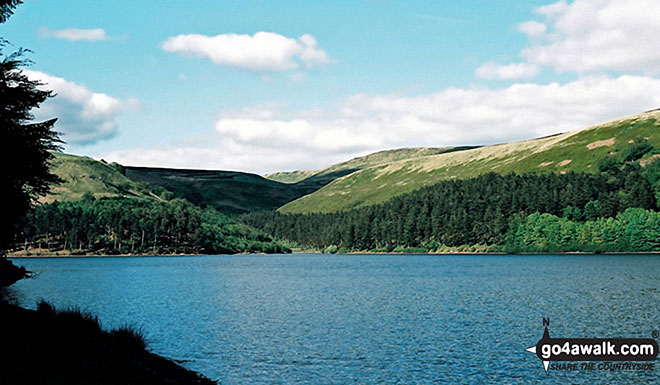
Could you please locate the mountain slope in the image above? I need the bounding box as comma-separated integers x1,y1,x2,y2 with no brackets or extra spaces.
44,153,320,215
266,147,474,186
279,110,660,214
265,170,317,184
43,153,160,203
32,153,291,255
124,167,318,214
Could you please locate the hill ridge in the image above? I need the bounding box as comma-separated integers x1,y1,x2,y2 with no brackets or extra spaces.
279,110,660,213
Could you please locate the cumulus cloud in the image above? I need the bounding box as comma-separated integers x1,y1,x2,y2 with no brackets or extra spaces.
523,0,660,73
37,27,108,41
25,71,139,145
477,0,660,78
101,75,660,174
475,62,541,80
161,32,330,71
518,21,547,38
99,1,660,173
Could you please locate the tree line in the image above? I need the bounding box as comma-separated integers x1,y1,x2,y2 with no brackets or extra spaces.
17,194,290,255
506,208,660,252
241,159,660,253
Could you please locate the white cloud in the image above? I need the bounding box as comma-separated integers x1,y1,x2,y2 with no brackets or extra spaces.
38,27,108,41
297,34,329,69
518,21,547,38
101,75,660,174
523,0,660,74
475,62,541,80
161,32,330,71
98,1,660,174
25,71,139,145
477,0,660,78
536,0,571,17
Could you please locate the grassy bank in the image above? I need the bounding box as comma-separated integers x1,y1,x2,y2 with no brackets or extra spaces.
0,299,216,385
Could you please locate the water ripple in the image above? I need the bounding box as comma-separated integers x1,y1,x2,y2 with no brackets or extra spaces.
10,254,660,384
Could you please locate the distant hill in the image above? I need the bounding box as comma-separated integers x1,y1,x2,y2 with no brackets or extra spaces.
266,147,474,185
33,154,292,255
124,167,319,214
44,153,322,215
43,153,161,203
46,110,660,216
279,110,660,214
265,170,317,184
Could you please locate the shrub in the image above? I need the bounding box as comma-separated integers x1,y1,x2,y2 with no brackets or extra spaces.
322,245,338,254
597,155,620,173
110,325,147,352
621,137,654,162
37,300,102,333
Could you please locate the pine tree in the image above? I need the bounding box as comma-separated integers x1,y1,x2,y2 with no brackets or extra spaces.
0,0,61,285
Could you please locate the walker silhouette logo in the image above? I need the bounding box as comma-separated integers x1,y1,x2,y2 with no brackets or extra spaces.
526,319,658,373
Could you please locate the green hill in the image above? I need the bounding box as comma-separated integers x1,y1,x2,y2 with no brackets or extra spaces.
45,153,321,214
265,170,317,184
279,110,660,214
266,147,471,185
43,153,161,203
124,167,319,214
29,153,291,255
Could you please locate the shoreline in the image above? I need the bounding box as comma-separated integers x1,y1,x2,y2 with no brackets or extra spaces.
9,251,660,258
8,253,206,258
0,300,216,384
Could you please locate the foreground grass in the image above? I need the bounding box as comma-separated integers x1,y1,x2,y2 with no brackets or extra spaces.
0,300,216,385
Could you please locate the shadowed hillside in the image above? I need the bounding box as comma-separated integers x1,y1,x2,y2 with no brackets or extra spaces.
27,154,291,255
42,154,322,215
124,166,320,214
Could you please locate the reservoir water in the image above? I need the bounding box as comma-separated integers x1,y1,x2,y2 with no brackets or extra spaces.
8,254,660,384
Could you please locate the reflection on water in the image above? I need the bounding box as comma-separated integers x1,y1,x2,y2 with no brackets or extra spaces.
9,254,660,384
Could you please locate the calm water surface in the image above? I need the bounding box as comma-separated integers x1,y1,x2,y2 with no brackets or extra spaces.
9,254,660,384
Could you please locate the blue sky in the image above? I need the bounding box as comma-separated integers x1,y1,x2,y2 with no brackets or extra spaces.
4,0,660,173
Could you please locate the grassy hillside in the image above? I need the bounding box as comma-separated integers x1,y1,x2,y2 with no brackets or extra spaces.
266,170,317,184
124,167,319,214
45,153,320,214
31,154,291,255
43,153,161,203
266,147,472,185
280,110,660,213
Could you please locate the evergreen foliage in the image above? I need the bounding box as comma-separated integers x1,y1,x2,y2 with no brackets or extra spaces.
0,0,21,23
0,45,62,253
0,0,61,286
621,137,654,163
242,162,660,252
18,196,290,255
